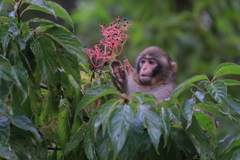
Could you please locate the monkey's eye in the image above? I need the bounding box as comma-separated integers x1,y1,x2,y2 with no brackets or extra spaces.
149,60,156,64
140,59,146,64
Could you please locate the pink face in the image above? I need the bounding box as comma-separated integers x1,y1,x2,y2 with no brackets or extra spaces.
138,56,158,84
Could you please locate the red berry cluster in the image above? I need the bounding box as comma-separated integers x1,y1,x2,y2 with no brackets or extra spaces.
85,16,131,69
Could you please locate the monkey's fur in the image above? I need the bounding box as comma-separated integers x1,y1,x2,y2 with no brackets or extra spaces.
111,46,177,102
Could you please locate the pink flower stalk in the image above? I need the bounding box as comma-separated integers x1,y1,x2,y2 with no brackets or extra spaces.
85,45,112,68
99,16,131,57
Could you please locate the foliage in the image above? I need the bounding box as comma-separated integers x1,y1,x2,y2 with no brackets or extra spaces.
1,0,240,160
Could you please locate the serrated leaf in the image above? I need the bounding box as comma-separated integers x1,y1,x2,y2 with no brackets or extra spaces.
205,80,230,115
171,75,208,98
139,102,161,152
11,115,41,142
64,123,88,154
30,36,57,82
0,115,10,142
214,62,240,78
43,26,88,66
181,98,196,129
23,0,56,17
108,104,133,155
159,107,170,147
75,85,119,116
0,142,18,160
222,79,240,86
26,1,73,29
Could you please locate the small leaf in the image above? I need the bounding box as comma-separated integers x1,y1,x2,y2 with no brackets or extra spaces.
194,90,205,102
75,85,119,116
26,1,73,29
171,75,208,98
214,62,240,78
64,123,88,154
0,115,10,142
108,104,133,155
167,103,181,125
11,115,41,142
181,98,196,129
0,142,18,160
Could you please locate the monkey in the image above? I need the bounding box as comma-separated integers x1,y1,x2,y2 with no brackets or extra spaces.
111,46,177,102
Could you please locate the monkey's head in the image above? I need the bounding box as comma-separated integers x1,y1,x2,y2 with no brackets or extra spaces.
135,46,177,85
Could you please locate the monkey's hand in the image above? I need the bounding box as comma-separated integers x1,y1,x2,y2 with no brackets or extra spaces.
110,60,126,84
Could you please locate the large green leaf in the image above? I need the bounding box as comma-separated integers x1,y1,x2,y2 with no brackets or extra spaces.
96,128,112,160
23,0,56,17
0,115,10,142
108,104,133,155
64,123,88,154
138,102,161,152
222,79,240,86
30,36,57,82
159,107,170,147
171,75,208,98
26,1,73,29
75,85,119,116
214,62,240,78
181,98,196,129
11,115,41,142
0,142,18,160
43,26,88,66
205,80,230,115
84,132,98,160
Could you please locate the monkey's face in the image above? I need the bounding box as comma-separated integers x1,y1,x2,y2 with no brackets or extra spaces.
138,56,159,84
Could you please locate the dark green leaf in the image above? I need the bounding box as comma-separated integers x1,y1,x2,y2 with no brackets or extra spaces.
171,75,208,98
96,128,112,160
27,1,73,28
0,55,14,81
75,85,119,116
167,103,181,125
139,102,161,152
159,107,170,147
181,98,196,129
215,133,239,157
0,142,18,160
227,94,240,114
11,115,41,142
0,115,10,142
30,36,57,82
214,62,240,78
23,0,56,17
43,26,88,66
84,132,98,160
108,104,133,155
64,124,88,154
194,90,205,102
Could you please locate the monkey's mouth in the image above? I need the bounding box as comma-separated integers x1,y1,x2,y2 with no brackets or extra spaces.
140,75,151,84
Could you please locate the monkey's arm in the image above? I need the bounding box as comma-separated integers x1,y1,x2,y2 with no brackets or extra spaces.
110,60,126,84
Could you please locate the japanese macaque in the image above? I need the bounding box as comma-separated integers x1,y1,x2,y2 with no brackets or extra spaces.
111,46,177,102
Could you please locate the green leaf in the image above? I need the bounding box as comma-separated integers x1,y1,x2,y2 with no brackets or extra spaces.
23,0,56,17
108,104,133,155
159,107,170,147
194,90,205,102
64,124,88,154
205,80,230,115
214,62,240,78
43,26,88,66
26,1,73,29
171,75,208,98
222,79,240,86
55,109,70,152
227,94,240,115
215,133,239,157
167,103,181,125
84,132,98,160
11,115,41,142
181,98,196,129
75,85,119,116
0,56,14,81
0,115,10,142
0,142,18,160
138,102,161,153
194,110,216,143
30,36,57,82
96,128,112,160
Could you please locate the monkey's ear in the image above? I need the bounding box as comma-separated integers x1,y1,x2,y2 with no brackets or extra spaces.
171,62,178,73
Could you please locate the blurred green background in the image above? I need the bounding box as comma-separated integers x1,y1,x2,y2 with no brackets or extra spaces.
23,0,240,139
